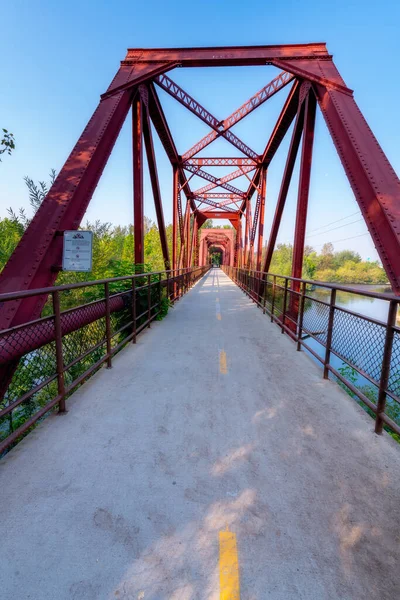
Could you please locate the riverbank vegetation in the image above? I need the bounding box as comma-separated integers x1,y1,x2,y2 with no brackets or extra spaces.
269,242,387,285
0,173,388,286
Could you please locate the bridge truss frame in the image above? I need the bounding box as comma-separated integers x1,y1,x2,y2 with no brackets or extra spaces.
1,42,400,340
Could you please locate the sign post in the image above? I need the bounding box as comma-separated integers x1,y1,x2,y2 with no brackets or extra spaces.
62,231,93,272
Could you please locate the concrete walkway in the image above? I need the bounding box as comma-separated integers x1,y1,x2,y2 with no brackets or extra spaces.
1,269,400,599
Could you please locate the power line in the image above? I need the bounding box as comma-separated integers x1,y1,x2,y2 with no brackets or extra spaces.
311,232,369,248
306,218,363,239
306,210,360,235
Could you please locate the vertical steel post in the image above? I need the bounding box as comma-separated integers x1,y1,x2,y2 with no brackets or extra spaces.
281,279,288,333
291,92,316,282
186,207,191,268
271,275,276,322
375,300,398,434
244,198,250,266
323,288,337,377
263,102,305,274
297,281,307,351
166,270,170,302
142,100,170,270
133,95,144,267
158,272,162,313
52,291,66,413
193,216,199,265
132,277,137,343
256,168,267,273
104,282,112,368
172,167,178,271
262,274,268,314
147,274,152,327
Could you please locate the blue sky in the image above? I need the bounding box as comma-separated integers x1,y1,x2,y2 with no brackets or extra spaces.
1,0,399,261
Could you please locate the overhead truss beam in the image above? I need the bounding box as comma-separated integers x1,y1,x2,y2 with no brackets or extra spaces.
155,74,258,160
185,164,246,197
183,71,294,159
184,157,257,167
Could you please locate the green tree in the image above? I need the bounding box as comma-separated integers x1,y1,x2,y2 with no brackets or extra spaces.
0,218,24,269
201,219,213,228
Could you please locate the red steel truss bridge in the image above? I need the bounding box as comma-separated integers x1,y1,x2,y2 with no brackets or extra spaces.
1,42,400,598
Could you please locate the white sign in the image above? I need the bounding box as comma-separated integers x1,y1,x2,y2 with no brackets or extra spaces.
62,230,93,272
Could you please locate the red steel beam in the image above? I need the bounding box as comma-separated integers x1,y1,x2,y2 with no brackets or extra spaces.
291,91,316,281
314,84,400,293
194,198,234,211
200,211,239,220
155,74,258,160
184,157,257,167
189,215,197,267
256,168,267,272
244,199,251,266
178,200,190,268
132,95,144,266
192,165,255,196
262,97,306,273
124,43,332,68
186,204,191,268
0,62,171,331
185,164,246,196
241,80,301,212
195,192,244,199
141,89,170,269
173,167,178,270
183,71,294,159
147,84,196,213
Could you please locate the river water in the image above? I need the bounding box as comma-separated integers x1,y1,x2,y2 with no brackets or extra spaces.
311,284,393,322
296,283,400,428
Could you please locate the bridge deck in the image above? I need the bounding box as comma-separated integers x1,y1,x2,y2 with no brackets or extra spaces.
1,269,400,599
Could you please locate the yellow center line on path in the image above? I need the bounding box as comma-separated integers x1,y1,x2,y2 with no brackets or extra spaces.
219,350,227,374
219,529,240,599
216,297,222,321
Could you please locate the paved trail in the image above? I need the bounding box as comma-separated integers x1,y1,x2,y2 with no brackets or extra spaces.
1,269,400,599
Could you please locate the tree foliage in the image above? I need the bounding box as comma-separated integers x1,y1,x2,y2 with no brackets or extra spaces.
268,243,387,284
0,170,389,286
0,129,15,162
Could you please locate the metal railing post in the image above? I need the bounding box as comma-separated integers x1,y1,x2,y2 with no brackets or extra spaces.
166,271,170,302
296,281,307,351
375,300,397,434
281,279,288,333
132,277,137,343
52,290,66,413
271,275,276,322
262,274,268,314
147,274,152,327
104,282,112,368
323,288,336,377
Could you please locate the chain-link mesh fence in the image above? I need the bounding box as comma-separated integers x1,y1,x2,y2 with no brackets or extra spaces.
0,267,209,455
222,266,400,439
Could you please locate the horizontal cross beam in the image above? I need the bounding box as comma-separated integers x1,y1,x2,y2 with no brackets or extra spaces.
195,192,244,199
193,165,255,196
183,157,257,167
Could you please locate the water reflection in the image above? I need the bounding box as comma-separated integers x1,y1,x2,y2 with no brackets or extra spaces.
310,285,392,323
300,285,400,429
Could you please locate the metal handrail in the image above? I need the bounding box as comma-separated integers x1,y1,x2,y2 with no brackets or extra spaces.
222,265,400,439
0,266,210,455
